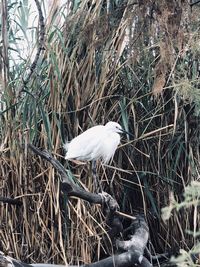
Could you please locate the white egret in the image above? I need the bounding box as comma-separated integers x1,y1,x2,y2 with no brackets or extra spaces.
64,121,132,191
64,121,129,163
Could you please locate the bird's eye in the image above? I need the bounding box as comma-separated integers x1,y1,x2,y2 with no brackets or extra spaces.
116,126,122,131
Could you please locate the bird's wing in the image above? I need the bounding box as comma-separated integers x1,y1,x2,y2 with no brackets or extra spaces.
65,125,105,160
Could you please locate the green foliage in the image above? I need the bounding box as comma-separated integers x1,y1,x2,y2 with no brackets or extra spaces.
171,247,200,267
162,181,200,220
162,181,200,266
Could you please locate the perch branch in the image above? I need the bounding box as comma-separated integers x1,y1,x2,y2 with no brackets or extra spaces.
27,144,137,219
26,145,152,267
27,144,104,204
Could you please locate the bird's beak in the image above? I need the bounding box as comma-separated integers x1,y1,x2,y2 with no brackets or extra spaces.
120,129,134,138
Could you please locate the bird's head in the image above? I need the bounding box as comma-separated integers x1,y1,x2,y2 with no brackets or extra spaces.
105,121,133,137
105,121,123,133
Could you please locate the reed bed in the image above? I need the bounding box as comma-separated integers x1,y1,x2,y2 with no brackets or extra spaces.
0,0,200,265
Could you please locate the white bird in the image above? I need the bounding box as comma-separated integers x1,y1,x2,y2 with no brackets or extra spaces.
64,121,128,163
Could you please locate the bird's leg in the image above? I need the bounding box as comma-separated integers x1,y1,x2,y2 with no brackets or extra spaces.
92,160,98,192
92,160,102,192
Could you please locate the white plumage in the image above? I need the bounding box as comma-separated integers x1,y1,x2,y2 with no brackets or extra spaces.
64,121,123,163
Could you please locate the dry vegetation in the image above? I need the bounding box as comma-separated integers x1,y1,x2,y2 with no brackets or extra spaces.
0,0,200,265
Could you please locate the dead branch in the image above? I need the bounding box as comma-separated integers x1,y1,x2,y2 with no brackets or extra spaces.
0,205,151,267
26,144,152,267
0,196,22,206
116,215,149,255
0,215,151,267
27,144,134,219
83,251,151,267
27,144,104,204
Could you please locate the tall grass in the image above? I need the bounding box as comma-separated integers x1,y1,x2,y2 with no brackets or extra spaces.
0,0,200,265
